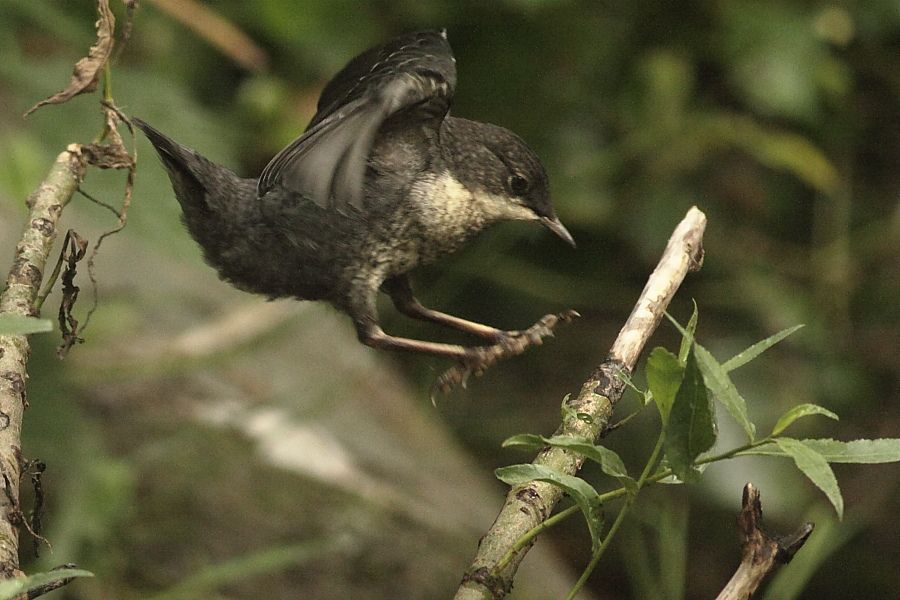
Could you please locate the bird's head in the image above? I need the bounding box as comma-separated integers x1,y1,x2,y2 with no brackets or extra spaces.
441,118,575,247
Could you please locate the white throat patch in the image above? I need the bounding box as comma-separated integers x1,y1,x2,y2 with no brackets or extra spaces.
415,170,538,225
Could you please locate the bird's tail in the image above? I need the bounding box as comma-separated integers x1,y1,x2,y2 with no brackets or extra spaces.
133,117,208,202
132,117,251,223
134,118,206,174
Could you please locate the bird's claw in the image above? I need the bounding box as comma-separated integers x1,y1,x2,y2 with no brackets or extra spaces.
432,309,580,395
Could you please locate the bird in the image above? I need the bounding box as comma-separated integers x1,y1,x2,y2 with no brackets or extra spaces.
133,30,576,390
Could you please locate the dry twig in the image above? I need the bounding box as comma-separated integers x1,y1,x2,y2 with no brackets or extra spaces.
715,483,814,600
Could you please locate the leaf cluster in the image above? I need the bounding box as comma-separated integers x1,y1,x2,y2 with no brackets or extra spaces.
498,308,900,596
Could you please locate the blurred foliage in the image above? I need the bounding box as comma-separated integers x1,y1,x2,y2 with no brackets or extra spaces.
0,0,899,598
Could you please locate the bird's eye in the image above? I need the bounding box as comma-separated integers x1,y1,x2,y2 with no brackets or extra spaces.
508,174,529,197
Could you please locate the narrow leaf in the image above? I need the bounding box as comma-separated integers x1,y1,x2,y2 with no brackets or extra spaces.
503,435,637,493
0,314,53,335
665,313,755,440
502,434,546,451
0,568,93,600
771,404,839,436
722,325,805,372
646,347,683,424
678,301,699,364
774,437,843,518
496,464,604,550
802,438,900,463
664,347,716,482
541,435,638,494
741,438,900,464
694,342,756,441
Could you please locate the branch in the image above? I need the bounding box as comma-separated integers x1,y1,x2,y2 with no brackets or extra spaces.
715,483,814,600
0,148,86,576
146,0,269,71
454,206,707,599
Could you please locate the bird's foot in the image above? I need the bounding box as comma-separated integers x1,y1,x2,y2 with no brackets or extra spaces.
433,309,580,395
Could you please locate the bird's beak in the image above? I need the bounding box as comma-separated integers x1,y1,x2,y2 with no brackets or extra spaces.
540,216,576,248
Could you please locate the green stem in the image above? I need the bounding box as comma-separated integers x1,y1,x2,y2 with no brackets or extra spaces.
493,476,655,575
34,253,64,312
94,62,114,143
637,433,666,487
640,438,774,488
563,498,629,600
564,433,666,600
493,504,581,573
697,438,771,465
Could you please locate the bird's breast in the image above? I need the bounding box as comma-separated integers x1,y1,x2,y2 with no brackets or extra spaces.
407,170,486,262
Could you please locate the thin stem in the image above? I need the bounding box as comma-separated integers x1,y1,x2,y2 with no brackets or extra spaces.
606,408,642,433
697,438,772,466
95,63,114,143
564,432,666,600
563,499,629,600
637,433,666,487
493,478,652,575
35,251,65,312
494,504,581,573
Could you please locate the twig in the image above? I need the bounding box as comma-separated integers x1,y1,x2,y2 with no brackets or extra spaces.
715,483,814,600
147,0,269,71
0,147,86,577
454,206,707,600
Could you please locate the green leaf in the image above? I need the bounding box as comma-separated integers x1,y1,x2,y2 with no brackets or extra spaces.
774,437,843,519
646,347,683,424
771,403,839,436
502,433,546,451
665,312,755,441
722,324,805,372
694,342,756,441
496,464,604,550
801,438,900,463
0,314,53,335
0,568,93,600
541,435,638,494
740,438,900,464
678,302,699,364
503,434,637,493
664,347,716,482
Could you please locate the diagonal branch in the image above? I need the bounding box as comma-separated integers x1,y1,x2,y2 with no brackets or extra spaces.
454,206,707,599
0,147,87,577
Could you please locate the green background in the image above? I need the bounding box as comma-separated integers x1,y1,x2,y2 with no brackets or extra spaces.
0,1,898,598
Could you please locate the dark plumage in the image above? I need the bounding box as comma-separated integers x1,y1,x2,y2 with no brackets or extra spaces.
134,30,575,381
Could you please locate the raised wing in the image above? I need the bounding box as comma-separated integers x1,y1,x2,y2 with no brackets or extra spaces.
257,30,456,210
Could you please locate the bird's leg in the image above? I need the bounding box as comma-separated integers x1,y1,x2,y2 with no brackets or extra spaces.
382,276,507,341
357,313,577,392
432,311,578,393
357,320,477,361
377,276,579,392
351,290,480,361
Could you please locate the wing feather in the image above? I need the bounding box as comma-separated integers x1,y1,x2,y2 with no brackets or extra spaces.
257,30,456,210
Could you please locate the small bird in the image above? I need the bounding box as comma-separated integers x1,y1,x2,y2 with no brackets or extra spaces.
134,30,575,388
